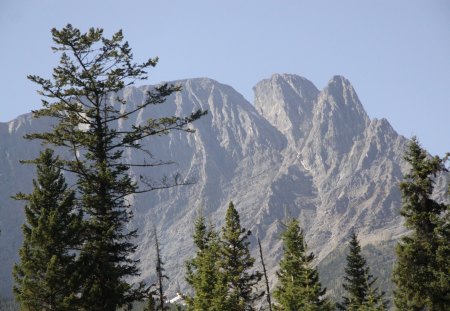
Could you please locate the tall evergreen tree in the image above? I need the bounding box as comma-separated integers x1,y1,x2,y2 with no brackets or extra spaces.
13,149,82,310
185,215,225,311
219,202,263,311
273,219,333,311
339,230,386,311
24,24,206,310
393,138,449,310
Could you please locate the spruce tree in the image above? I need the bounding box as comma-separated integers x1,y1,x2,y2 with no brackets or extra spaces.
358,282,388,311
13,149,82,310
219,202,263,311
25,24,206,310
273,219,333,311
185,215,225,311
393,138,449,310
339,230,386,311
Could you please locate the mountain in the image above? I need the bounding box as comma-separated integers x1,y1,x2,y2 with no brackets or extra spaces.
0,74,446,300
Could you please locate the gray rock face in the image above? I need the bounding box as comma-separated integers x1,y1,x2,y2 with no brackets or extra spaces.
0,75,445,299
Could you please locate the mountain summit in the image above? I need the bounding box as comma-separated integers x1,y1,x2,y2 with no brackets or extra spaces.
0,74,445,299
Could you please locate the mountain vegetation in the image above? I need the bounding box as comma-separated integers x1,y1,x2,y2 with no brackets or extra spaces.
218,202,263,310
273,219,333,311
338,230,387,311
185,202,262,311
393,138,449,310
12,24,206,310
185,215,223,310
13,149,82,310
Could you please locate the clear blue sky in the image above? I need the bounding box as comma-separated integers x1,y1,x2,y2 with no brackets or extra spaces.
1,0,449,156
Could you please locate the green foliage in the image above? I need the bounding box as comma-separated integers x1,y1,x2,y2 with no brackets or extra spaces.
434,199,450,308
219,202,263,311
13,149,82,310
144,295,156,311
319,240,396,306
185,203,262,311
23,24,206,310
358,287,388,311
273,219,333,311
185,216,224,311
339,230,387,311
393,138,450,310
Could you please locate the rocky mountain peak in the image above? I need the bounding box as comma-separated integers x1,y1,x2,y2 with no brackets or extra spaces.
304,76,370,157
320,75,370,129
253,74,319,145
271,73,320,100
2,74,446,301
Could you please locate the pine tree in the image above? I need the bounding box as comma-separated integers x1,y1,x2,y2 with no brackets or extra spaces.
393,138,449,310
219,202,263,311
24,24,206,310
185,215,225,311
339,230,386,311
13,149,82,310
273,219,333,311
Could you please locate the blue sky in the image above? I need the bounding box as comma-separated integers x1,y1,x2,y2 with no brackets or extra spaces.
1,0,449,156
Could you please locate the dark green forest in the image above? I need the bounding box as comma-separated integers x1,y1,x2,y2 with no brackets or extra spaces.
3,25,449,311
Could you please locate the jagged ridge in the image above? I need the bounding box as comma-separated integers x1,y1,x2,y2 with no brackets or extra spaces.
0,74,443,300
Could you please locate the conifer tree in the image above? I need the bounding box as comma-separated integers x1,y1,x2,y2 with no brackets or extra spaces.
393,138,449,310
144,281,158,311
434,189,450,308
219,202,263,311
185,215,225,311
273,219,333,311
145,293,156,311
358,281,388,311
24,24,206,310
13,149,82,310
339,230,386,311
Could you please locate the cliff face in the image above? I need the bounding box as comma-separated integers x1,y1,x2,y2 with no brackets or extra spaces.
0,74,444,298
